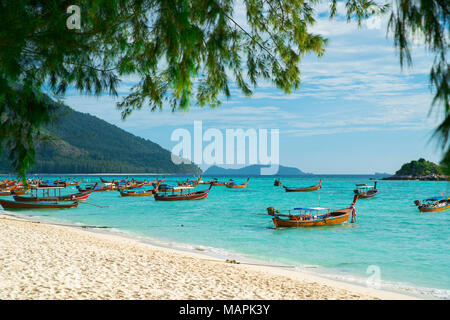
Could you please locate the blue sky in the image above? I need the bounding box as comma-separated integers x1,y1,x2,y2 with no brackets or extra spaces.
61,2,443,174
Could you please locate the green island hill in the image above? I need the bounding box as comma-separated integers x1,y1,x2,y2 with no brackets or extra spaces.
0,98,201,175
383,158,447,181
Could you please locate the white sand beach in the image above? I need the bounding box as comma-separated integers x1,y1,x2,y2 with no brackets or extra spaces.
0,214,416,300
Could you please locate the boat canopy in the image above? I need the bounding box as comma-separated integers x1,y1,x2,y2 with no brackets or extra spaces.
35,186,66,190
159,185,193,190
126,187,151,191
124,188,146,192
293,207,329,211
425,196,447,201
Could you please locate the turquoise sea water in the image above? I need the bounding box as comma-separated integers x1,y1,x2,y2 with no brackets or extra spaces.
1,175,449,299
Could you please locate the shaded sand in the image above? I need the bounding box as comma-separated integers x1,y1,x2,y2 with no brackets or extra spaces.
0,214,416,300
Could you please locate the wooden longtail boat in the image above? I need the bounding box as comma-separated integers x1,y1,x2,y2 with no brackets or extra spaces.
157,183,176,192
1,185,17,195
100,177,119,184
154,184,213,201
140,178,164,187
0,180,17,189
226,178,250,189
0,185,27,196
13,189,93,202
177,177,202,187
283,179,322,192
0,184,18,192
212,181,228,186
77,183,114,192
354,182,378,199
10,189,27,195
118,182,145,191
268,195,358,228
100,177,136,187
38,181,68,188
0,186,14,192
67,179,83,186
120,182,159,197
120,188,156,197
198,178,218,185
26,179,42,189
0,199,78,210
414,196,450,212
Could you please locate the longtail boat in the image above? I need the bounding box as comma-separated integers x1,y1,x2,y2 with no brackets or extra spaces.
154,184,213,201
177,177,202,187
268,195,358,228
38,180,68,188
13,188,93,202
0,184,18,192
26,179,41,189
11,188,27,195
0,190,13,196
100,177,120,184
158,183,201,192
0,185,27,196
0,185,17,196
354,182,378,198
212,181,228,186
157,183,176,192
283,179,322,192
120,182,160,197
225,178,250,189
77,183,114,192
0,199,78,210
118,182,145,191
139,178,164,187
414,196,450,213
0,180,17,189
67,179,83,186
198,178,218,185
120,188,156,197
274,178,282,186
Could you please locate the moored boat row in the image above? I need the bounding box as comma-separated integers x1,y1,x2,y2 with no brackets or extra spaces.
1,176,447,220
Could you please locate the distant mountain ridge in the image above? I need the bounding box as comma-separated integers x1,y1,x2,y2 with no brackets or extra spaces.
0,100,201,174
203,164,307,176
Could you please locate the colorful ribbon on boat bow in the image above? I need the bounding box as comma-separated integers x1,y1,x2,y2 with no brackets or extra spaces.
351,207,357,223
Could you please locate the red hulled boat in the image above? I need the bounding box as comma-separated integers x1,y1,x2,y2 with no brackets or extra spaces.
154,184,213,201
0,199,79,210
